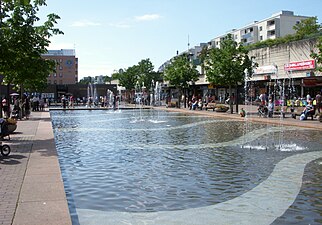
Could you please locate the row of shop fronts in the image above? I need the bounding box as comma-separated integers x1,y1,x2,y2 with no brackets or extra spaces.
164,58,322,106
161,37,322,106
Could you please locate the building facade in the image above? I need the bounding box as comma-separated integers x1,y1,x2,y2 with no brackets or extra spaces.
42,49,78,85
209,11,310,48
160,11,320,104
249,37,321,99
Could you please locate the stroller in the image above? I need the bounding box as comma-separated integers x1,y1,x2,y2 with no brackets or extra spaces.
0,118,11,156
258,104,268,117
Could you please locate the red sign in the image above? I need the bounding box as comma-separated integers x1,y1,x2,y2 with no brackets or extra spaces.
284,60,315,71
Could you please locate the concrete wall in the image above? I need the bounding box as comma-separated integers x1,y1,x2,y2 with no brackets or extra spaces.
249,37,320,80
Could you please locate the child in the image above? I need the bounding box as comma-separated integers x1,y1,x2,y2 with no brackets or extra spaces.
239,108,246,117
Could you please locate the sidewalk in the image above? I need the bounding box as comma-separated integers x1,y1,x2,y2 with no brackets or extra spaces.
0,111,71,225
159,104,322,130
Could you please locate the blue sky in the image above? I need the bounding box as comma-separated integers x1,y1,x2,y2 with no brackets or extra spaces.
38,0,322,79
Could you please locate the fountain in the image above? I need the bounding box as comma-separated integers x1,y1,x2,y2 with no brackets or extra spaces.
106,89,114,108
50,108,322,225
131,81,144,122
86,82,97,108
50,74,322,225
154,81,162,106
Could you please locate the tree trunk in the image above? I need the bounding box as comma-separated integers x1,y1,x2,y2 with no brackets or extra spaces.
235,85,239,113
183,88,187,108
177,88,182,108
229,85,233,114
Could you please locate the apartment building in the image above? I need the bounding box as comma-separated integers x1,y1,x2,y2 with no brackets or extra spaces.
209,11,310,48
42,49,78,85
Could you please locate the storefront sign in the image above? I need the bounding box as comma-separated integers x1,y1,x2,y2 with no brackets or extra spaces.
254,65,276,75
284,60,315,71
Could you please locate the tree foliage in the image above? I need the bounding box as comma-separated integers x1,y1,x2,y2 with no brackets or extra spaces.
118,65,139,91
311,36,322,72
137,59,155,90
293,16,321,38
0,0,63,91
205,34,254,86
115,58,161,92
163,53,199,89
204,34,255,113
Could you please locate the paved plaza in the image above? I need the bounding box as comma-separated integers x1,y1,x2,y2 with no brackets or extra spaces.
0,106,321,225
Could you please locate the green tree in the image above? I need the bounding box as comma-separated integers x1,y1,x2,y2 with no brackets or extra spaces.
103,75,112,84
136,59,163,102
137,59,154,90
204,34,255,113
293,16,321,38
311,36,322,72
78,76,93,84
164,53,199,108
117,65,139,102
0,0,63,92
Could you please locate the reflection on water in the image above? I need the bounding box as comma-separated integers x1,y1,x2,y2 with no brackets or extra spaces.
50,109,322,221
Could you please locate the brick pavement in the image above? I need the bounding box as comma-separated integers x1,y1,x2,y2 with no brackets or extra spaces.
0,111,71,225
160,104,322,130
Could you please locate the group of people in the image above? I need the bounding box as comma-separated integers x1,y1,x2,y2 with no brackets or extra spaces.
297,92,321,120
253,91,322,121
61,95,74,109
2,94,32,120
188,98,203,110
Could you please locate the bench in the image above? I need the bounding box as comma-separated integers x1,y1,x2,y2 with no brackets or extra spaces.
167,101,177,108
291,106,314,120
204,102,216,111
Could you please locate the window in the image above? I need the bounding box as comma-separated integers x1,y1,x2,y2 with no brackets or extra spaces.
296,21,300,24
54,80,57,84
59,59,63,62
59,66,63,70
249,28,253,32
54,73,57,77
259,26,262,31
48,74,51,77
268,20,275,26
59,73,63,77
260,36,263,40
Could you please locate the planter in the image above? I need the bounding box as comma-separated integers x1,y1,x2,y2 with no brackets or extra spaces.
214,107,229,112
7,124,17,133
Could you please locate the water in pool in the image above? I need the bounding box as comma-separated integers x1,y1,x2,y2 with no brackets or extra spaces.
50,109,322,225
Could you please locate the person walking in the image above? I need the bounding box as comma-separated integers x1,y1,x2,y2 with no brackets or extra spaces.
2,97,10,118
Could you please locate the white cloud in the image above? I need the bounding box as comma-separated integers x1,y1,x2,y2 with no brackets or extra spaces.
135,14,161,22
71,20,101,27
108,14,161,29
109,21,131,29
